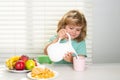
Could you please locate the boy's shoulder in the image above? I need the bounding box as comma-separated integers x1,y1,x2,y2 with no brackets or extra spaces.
72,39,85,44
49,35,58,41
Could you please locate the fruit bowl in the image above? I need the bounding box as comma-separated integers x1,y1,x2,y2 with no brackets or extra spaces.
5,55,37,72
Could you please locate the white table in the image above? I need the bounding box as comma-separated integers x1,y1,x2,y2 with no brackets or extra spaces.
0,63,120,80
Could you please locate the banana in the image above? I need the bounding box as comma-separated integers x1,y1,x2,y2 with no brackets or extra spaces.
5,56,20,70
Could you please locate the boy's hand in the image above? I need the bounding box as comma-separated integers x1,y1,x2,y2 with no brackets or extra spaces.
63,52,73,63
58,29,67,39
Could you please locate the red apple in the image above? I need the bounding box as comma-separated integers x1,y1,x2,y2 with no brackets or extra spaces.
15,60,25,70
20,55,29,63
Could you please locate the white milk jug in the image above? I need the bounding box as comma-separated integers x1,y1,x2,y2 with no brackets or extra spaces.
47,33,77,62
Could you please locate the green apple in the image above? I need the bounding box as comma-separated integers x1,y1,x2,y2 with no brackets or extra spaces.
25,59,35,70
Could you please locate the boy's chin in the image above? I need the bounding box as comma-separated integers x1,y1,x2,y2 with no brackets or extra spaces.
71,37,76,40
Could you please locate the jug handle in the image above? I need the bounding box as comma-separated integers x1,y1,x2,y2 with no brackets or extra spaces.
57,38,61,43
57,33,79,58
66,33,71,43
66,33,79,59
57,33,71,43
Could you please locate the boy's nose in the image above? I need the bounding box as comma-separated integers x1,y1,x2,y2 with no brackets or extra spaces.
72,30,76,34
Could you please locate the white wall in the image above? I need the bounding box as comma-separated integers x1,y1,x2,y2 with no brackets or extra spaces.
93,0,120,63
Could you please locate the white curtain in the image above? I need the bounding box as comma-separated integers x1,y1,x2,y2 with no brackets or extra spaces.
0,0,93,64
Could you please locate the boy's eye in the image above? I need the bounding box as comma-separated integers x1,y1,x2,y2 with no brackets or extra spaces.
76,29,81,31
70,27,73,29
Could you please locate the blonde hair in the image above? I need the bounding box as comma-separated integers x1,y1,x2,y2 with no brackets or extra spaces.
57,10,87,42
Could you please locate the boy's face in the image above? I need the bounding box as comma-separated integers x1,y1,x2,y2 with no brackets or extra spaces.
65,25,82,39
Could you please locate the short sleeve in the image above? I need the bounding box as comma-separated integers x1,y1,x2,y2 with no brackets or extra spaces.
72,40,87,57
49,35,58,42
43,35,58,49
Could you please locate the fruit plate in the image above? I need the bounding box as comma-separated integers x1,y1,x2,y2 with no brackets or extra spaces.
27,70,58,80
7,68,30,73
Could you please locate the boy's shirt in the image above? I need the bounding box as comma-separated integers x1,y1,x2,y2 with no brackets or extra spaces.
48,35,87,64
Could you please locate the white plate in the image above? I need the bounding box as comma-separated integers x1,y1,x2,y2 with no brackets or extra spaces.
6,62,40,73
7,69,30,73
27,70,58,80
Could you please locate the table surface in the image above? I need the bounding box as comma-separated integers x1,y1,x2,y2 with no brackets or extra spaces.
0,63,120,80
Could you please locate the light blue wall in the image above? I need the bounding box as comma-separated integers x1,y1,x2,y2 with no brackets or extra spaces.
93,0,120,63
